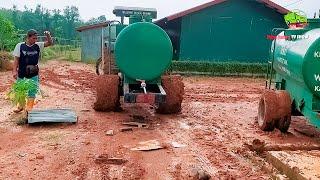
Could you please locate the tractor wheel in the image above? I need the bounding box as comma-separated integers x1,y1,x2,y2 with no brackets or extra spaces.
258,90,278,131
275,91,292,132
156,75,184,114
93,75,121,112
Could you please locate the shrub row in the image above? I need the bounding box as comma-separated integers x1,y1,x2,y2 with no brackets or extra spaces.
169,61,268,77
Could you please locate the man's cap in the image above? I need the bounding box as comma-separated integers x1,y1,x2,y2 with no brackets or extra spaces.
27,29,38,37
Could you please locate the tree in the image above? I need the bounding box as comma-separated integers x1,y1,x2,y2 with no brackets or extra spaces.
0,5,89,41
86,15,107,25
63,6,81,39
0,14,18,51
51,9,64,37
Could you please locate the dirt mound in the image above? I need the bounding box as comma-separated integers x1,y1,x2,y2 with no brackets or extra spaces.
0,51,13,71
156,75,184,114
93,75,120,111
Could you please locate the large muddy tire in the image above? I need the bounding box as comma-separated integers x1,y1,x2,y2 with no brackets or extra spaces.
258,90,277,131
93,75,121,112
275,91,292,132
156,75,184,114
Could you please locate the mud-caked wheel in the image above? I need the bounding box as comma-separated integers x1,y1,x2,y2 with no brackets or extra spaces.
156,75,184,114
275,91,292,132
258,90,292,132
258,90,278,131
93,75,121,112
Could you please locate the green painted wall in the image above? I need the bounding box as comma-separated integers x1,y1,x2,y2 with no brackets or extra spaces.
79,28,103,62
179,0,287,62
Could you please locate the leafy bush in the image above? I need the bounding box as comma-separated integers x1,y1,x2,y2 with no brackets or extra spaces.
169,61,268,76
7,79,38,107
0,15,18,51
42,45,80,61
42,47,57,60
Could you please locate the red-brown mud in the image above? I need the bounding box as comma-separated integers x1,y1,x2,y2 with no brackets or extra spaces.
0,60,319,179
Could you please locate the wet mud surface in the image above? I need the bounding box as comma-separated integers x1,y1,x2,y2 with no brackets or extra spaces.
0,60,319,179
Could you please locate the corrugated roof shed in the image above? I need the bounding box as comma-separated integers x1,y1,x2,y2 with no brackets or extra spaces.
76,22,109,32
76,22,107,62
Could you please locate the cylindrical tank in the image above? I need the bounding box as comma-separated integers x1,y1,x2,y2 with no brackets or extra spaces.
115,22,173,81
273,27,320,97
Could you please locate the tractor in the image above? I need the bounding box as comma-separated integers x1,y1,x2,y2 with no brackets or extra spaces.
94,7,184,114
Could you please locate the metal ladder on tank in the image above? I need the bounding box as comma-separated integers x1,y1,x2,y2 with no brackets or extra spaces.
265,28,287,90
107,21,121,75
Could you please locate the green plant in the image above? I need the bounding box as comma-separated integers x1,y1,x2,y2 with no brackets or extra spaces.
0,14,18,51
42,47,57,60
41,45,81,61
7,79,38,107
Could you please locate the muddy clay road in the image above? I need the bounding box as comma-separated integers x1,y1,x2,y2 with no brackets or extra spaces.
0,60,320,179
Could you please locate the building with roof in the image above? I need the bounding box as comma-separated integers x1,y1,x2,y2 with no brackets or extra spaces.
156,0,289,62
76,22,108,62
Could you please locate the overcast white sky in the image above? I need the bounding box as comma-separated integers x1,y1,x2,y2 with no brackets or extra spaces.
0,0,319,21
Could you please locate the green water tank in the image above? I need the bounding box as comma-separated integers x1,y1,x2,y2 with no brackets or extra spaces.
273,28,320,97
115,22,173,81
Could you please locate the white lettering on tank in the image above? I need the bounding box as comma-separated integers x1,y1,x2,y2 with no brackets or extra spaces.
278,65,291,76
315,51,320,58
280,47,287,56
315,86,320,92
277,57,288,65
315,74,320,81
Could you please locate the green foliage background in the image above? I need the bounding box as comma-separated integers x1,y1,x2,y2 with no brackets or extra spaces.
0,15,18,51
0,5,83,40
0,4,106,41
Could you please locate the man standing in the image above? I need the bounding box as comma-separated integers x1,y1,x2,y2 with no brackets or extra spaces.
12,29,53,113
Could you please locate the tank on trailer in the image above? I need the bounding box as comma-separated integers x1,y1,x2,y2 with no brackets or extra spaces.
94,6,184,114
259,18,320,132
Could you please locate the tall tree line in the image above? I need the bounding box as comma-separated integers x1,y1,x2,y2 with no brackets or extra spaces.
0,5,85,40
